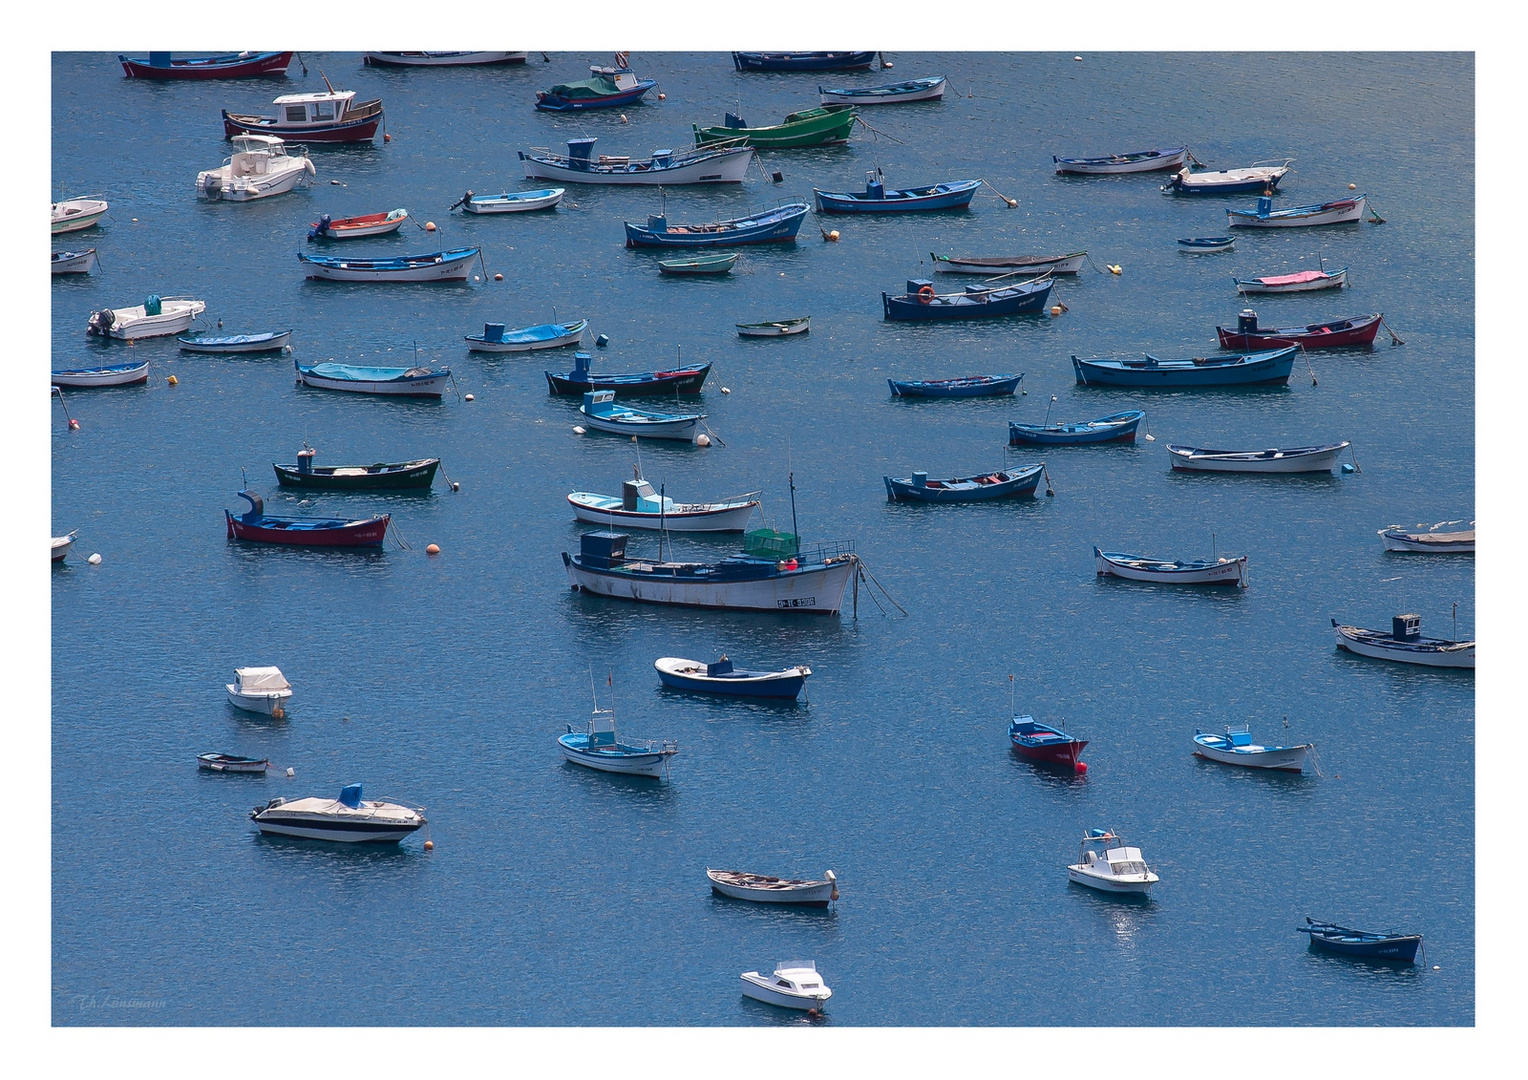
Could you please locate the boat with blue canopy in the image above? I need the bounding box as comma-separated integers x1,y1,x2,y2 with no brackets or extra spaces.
297,247,478,282
733,52,876,72
1298,918,1422,963
548,351,710,397
819,75,946,105
1009,409,1143,445
579,390,704,441
535,61,656,112
884,276,1053,321
178,329,292,354
294,358,450,397
816,172,980,213
654,655,811,700
885,464,1045,503
888,373,1023,398
1072,346,1298,388
466,320,587,353
624,202,809,248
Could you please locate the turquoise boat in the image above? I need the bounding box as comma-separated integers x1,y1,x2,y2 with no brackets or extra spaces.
657,252,738,276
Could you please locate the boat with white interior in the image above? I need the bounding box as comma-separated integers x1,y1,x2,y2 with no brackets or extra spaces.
739,962,833,1011
1067,829,1159,894
197,134,314,200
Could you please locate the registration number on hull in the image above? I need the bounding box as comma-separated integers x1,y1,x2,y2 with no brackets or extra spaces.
777,597,816,609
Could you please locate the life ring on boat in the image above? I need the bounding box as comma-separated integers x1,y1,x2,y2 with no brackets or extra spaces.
917,285,935,304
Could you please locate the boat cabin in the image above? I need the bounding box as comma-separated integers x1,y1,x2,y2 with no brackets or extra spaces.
272,90,360,126
770,963,824,994
1077,830,1149,877
228,134,296,174
580,531,629,568
1392,614,1421,640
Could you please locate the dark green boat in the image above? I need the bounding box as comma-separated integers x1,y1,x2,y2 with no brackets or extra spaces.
693,105,857,149
272,448,440,491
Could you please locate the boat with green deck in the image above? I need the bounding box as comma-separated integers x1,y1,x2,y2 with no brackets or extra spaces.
693,106,856,149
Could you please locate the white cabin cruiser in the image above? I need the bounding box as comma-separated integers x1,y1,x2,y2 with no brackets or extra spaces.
250,783,426,843
86,295,206,339
52,196,108,233
1067,829,1159,894
197,134,315,201
226,665,293,716
740,961,833,1011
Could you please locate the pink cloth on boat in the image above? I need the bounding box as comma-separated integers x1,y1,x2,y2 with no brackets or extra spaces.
1257,270,1330,286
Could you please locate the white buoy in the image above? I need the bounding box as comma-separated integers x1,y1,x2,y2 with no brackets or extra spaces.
721,387,731,394
285,767,295,778
464,392,475,401
1074,55,1083,61
696,433,711,447
573,426,586,435
87,553,102,565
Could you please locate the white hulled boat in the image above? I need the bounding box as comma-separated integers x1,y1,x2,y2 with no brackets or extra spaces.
1166,442,1350,474
708,869,837,906
86,296,206,339
558,682,677,778
52,531,77,562
1378,521,1474,553
520,138,755,186
739,962,832,1011
569,475,759,532
226,666,293,715
52,197,108,233
197,134,315,201
250,783,426,843
1067,829,1159,894
1192,725,1312,772
1331,614,1474,669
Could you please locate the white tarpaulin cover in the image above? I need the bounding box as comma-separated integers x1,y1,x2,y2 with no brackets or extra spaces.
234,666,290,692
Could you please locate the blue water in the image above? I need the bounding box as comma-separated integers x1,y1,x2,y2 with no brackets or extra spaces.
52,52,1474,1026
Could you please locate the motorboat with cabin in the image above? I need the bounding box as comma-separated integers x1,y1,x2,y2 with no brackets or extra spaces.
225,666,293,715
87,295,206,339
1067,829,1159,894
1331,614,1474,669
222,75,384,143
197,135,314,201
739,962,833,1011
250,783,426,843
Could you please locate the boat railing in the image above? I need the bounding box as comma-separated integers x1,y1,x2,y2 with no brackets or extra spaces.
796,539,857,564
343,98,385,122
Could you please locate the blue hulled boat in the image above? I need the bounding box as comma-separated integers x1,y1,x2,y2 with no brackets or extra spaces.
535,63,656,112
1177,236,1234,252
888,373,1023,398
654,655,811,700
884,463,1045,503
547,351,710,396
1072,346,1298,388
1298,918,1422,963
883,277,1053,321
1008,410,1144,445
733,52,876,72
815,172,980,213
624,202,809,248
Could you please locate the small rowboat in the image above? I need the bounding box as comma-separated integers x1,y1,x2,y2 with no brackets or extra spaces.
655,656,810,699
52,249,97,275
1053,146,1187,175
579,390,704,441
520,139,754,185
1331,615,1473,669
885,464,1044,503
1163,159,1294,194
625,203,809,248
454,187,565,214
708,869,837,905
930,251,1087,275
50,360,150,387
308,209,408,240
52,531,78,562
1009,716,1088,772
889,373,1022,398
120,51,293,79
178,329,292,354
298,247,478,282
820,75,945,105
694,106,857,149
1193,725,1311,772
1216,311,1382,350
1009,410,1143,445
197,753,271,773
1228,194,1367,228
816,174,980,213
273,449,440,490
658,252,738,276
225,489,389,547
52,197,108,234
570,477,756,531
1234,267,1347,294
884,277,1054,321
1378,522,1474,554
1167,442,1350,474
1178,236,1234,252
1072,346,1298,388
1095,547,1248,587
294,359,450,397
737,316,810,337
1298,918,1422,963
467,320,587,353
733,51,875,71
363,52,527,66
547,351,710,396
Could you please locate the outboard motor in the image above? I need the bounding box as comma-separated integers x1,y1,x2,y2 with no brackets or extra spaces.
238,489,265,523
87,309,114,336
1237,309,1258,334
307,213,331,240
296,447,316,475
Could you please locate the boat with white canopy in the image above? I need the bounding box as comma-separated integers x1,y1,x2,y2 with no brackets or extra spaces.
250,783,426,843
739,962,833,1011
1067,829,1159,894
225,666,293,715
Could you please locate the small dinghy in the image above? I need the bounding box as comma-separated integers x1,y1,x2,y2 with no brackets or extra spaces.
1297,917,1422,963
1331,614,1474,669
655,655,811,699
273,447,440,491
298,247,478,282
225,666,292,715
52,197,109,234
570,474,758,532
884,277,1054,321
1378,522,1474,553
889,373,1023,398
819,75,946,105
1009,410,1143,445
225,488,390,547
1067,830,1158,894
1177,236,1234,252
579,390,704,442
1234,267,1348,294
1193,725,1312,772
52,530,78,562
885,464,1045,503
308,209,409,240
547,351,710,397
1228,194,1368,228
1009,715,1088,772
1166,442,1351,474
295,358,450,397
250,783,427,844
178,329,292,354
1163,159,1294,194
1095,547,1248,587
50,360,150,388
1053,147,1187,175
87,295,207,339
658,252,738,276
930,250,1087,275
1216,310,1382,350
52,248,97,275
815,173,980,213
519,138,754,185
739,962,833,1012
559,682,677,778
453,187,565,214
736,316,810,337
197,752,272,773
708,869,837,906
466,320,587,353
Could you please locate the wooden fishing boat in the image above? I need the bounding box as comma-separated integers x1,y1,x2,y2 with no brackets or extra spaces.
1193,725,1311,772
50,360,150,387
520,139,754,185
120,51,293,79
708,869,836,905
273,448,440,491
294,359,450,397
816,173,980,213
225,666,292,714
52,530,78,562
1228,194,1367,228
298,248,478,282
1067,830,1158,894
1331,615,1473,669
251,784,426,843
536,63,656,111
547,351,709,396
658,252,738,276
1072,346,1298,388
1009,410,1143,445
363,52,527,66
732,51,876,72
569,475,756,531
467,320,587,353
1095,547,1248,586
1215,311,1382,350
694,106,857,149
1167,442,1350,474
624,203,809,248
87,296,206,339
1298,918,1422,963
1234,267,1347,294
888,373,1023,398
930,251,1086,275
885,464,1044,503
1378,522,1474,554
196,134,314,201
222,79,383,143
884,277,1053,321
1053,147,1187,175
308,209,409,240
559,684,676,778
579,390,703,441
225,489,389,547
454,188,565,214
656,656,811,699
561,529,860,616
1163,159,1294,194
1178,236,1234,252
51,249,97,275
1009,716,1088,772
178,329,292,354
197,752,272,773
819,75,945,104
51,197,108,234
737,316,810,337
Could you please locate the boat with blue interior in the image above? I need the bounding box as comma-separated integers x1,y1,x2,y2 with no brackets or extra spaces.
520,139,754,185
547,351,710,397
816,172,980,213
1095,547,1248,586
885,464,1045,503
452,188,565,214
1009,409,1144,445
1193,725,1312,772
298,248,478,282
1009,716,1088,772
121,51,294,79
467,320,587,353
559,680,677,778
884,276,1053,321
888,373,1023,398
225,487,389,547
624,202,809,248
1228,194,1368,228
1298,918,1422,963
654,656,810,699
1072,346,1298,388
579,390,704,441
568,472,757,532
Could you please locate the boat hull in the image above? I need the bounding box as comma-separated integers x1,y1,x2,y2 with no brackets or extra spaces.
1332,624,1474,668
709,876,832,905
569,497,755,532
547,366,710,396
739,976,831,1010
1067,867,1155,893
734,51,875,71
885,466,1042,502
469,321,587,352
222,108,382,143
624,204,808,247
1193,739,1309,771
520,148,753,185
273,459,439,490
1096,549,1247,586
1072,348,1296,388
658,254,738,275
299,250,476,282
557,737,670,777
1378,528,1474,553
1228,196,1367,228
225,688,292,714
819,76,946,104
1009,412,1142,445
693,110,856,150
51,362,150,387
1054,148,1187,174
197,754,271,772
889,375,1022,397
1234,269,1347,294
563,553,858,615
535,81,656,111
816,180,979,213
87,300,206,340
52,534,76,561
121,52,292,79
52,199,109,234
656,659,808,699
310,212,408,239
52,249,98,274
1167,168,1289,194
225,511,389,547
197,161,313,201
931,252,1086,275
737,319,810,336
1216,314,1382,350
179,330,292,354
363,52,527,66
884,280,1053,321
462,189,565,213
1167,443,1348,473
295,366,449,397
1304,929,1421,962
251,815,422,843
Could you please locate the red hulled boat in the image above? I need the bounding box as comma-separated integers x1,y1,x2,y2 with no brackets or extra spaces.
225,490,388,547
1009,716,1088,773
120,51,294,80
1216,310,1384,351
222,74,383,143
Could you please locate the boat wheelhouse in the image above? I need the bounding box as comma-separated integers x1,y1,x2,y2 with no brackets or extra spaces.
222,81,384,143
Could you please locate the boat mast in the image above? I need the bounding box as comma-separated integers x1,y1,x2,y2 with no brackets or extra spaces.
788,471,800,556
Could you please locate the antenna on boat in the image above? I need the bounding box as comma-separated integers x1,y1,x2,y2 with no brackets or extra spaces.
239,466,248,491
788,471,800,557
659,481,667,562
1009,674,1015,722
1452,601,1458,642
1212,532,1217,559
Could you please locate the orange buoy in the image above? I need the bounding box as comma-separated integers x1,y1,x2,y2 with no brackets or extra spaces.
383,132,391,142
426,543,440,555
423,840,434,850
425,221,437,231
494,273,503,281
166,374,178,385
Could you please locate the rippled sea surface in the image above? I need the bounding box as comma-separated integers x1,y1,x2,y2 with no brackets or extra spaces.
52,51,1473,1025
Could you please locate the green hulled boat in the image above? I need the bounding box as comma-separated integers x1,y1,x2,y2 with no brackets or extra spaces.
658,252,739,276
693,105,857,149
